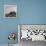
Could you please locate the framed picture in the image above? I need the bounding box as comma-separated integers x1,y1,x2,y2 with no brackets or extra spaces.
4,5,17,18
18,24,46,41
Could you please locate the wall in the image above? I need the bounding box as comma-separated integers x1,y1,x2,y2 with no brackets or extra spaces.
19,0,46,24
0,0,46,44
0,0,19,44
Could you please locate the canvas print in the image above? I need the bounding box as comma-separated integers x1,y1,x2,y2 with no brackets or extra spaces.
4,5,17,17
8,32,18,46
18,25,46,46
18,25,46,41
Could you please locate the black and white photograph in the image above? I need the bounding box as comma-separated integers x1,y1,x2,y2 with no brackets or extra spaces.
4,5,17,17
18,25,46,46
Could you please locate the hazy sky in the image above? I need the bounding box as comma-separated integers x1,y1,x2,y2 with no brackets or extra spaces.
4,5,17,14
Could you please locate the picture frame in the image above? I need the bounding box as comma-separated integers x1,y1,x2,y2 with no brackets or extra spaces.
4,4,17,18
